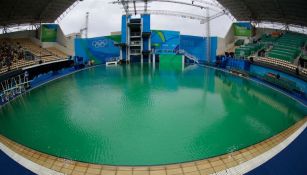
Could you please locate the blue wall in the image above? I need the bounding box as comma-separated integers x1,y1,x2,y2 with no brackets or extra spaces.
250,65,307,94
142,14,151,33
75,36,120,64
0,150,34,175
142,14,151,53
151,30,180,55
121,15,130,44
180,35,217,63
246,128,307,175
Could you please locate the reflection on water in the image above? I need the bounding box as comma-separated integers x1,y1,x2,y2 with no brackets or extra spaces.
0,64,305,166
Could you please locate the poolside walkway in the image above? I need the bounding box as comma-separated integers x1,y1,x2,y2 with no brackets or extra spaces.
0,118,305,175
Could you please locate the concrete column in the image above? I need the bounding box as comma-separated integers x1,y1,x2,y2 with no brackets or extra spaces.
153,54,156,72
149,54,151,64
141,55,144,64
182,55,185,70
120,49,123,60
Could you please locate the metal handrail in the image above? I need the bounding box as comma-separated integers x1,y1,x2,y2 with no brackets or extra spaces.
177,49,199,64
106,57,120,62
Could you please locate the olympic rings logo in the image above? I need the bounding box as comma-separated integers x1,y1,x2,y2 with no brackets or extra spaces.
92,40,108,48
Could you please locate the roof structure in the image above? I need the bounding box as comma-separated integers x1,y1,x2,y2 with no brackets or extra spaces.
0,0,77,27
216,0,307,27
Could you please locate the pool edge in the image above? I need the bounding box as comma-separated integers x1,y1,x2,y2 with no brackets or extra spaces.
0,117,306,175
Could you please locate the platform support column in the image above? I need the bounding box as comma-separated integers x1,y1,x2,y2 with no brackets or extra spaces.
182,55,185,70
141,55,144,64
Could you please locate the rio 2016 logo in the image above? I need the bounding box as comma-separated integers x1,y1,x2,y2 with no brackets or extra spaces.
92,40,108,48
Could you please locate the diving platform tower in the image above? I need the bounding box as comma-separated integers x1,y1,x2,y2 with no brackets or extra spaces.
119,14,151,63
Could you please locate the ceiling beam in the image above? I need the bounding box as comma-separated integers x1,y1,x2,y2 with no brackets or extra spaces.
38,0,56,21
273,0,286,23
112,0,210,10
133,1,137,15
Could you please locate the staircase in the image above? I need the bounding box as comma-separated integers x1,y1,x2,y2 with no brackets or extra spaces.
177,50,199,64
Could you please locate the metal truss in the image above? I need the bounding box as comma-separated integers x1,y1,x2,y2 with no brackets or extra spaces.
126,9,226,23
56,1,80,23
111,0,220,11
111,0,228,20
127,10,205,21
111,0,230,63
255,21,307,35
0,23,41,34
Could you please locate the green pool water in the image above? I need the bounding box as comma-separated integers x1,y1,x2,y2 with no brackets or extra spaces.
0,64,306,166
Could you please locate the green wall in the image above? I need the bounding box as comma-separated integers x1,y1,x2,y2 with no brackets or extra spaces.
159,55,183,71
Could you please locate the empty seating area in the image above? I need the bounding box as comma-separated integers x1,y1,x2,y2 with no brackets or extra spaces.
15,39,50,57
13,39,68,62
260,34,279,44
16,39,68,62
267,33,307,62
0,60,36,74
46,47,68,59
234,39,244,46
235,43,264,57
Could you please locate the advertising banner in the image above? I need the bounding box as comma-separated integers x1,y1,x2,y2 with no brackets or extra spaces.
75,36,120,64
151,30,180,55
180,35,217,63
41,24,58,42
233,22,253,37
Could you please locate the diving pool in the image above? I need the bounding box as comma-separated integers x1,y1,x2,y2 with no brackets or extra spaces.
0,64,306,166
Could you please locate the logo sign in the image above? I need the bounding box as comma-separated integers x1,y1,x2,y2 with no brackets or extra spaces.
92,39,108,48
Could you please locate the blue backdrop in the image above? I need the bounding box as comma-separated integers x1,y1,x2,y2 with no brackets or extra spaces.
151,30,180,55
74,32,218,64
180,35,217,63
250,65,307,94
75,36,120,64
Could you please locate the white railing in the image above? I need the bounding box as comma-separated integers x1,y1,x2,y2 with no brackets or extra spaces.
130,49,141,55
131,32,141,37
0,73,30,104
130,41,141,46
106,57,120,62
106,57,121,66
255,57,296,70
177,49,199,64
255,56,307,78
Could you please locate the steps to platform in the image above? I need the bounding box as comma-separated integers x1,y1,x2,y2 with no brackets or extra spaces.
177,50,199,64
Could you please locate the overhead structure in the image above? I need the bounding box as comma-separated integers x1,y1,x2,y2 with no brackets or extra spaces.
80,12,90,38
126,10,226,22
112,0,229,63
216,0,307,27
0,0,78,28
114,0,213,10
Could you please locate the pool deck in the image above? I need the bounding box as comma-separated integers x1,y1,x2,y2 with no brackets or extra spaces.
0,117,306,175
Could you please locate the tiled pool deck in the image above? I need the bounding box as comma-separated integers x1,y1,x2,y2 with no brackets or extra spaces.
0,117,306,175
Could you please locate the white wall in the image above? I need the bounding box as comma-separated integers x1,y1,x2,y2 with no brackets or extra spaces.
37,25,74,56
217,24,235,55
56,26,67,47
